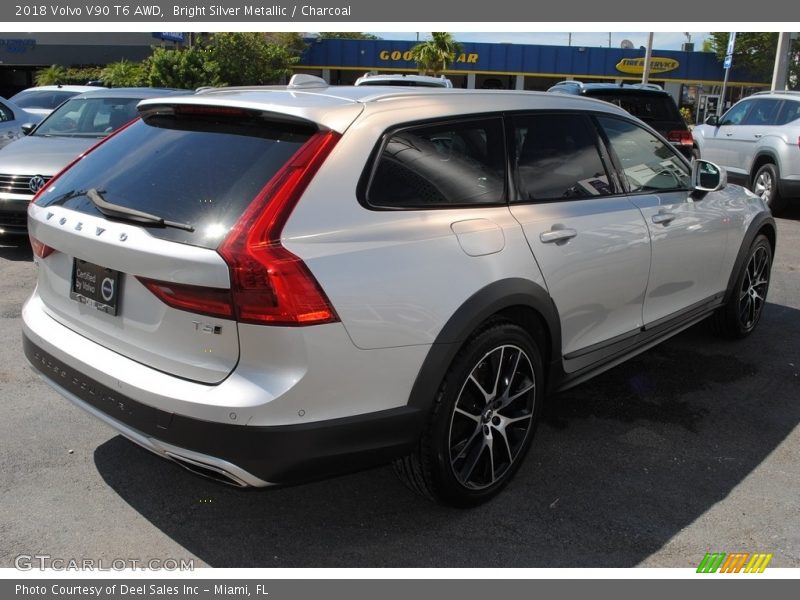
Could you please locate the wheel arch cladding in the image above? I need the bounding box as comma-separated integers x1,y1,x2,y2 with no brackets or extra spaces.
724,214,776,306
406,278,561,413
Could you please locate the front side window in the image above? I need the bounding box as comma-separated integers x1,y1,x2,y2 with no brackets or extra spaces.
512,113,614,201
365,118,505,209
719,101,752,126
0,101,12,123
597,116,691,193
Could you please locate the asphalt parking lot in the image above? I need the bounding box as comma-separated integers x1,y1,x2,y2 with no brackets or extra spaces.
1,209,798,569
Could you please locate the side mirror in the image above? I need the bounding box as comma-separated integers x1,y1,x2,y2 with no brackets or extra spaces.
705,115,720,127
20,123,37,136
692,159,727,194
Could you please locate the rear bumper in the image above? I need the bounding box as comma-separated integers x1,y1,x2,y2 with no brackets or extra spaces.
24,334,424,486
779,178,800,200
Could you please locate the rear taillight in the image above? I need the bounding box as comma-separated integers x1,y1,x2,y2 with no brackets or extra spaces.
29,234,55,259
667,129,694,146
218,130,341,326
139,130,341,326
136,278,233,320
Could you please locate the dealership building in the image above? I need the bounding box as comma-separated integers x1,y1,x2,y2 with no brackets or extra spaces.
0,33,768,122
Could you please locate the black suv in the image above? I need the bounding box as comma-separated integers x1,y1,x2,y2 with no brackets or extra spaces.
548,81,694,159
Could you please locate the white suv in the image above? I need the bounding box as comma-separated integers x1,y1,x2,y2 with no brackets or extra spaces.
693,90,800,212
23,78,776,506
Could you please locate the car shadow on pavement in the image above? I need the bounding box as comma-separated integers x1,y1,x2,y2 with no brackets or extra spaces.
0,237,32,262
93,301,800,568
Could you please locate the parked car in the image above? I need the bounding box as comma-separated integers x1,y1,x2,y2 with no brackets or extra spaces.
693,90,800,212
548,81,695,159
0,97,44,153
23,77,775,506
0,88,189,235
9,84,105,118
355,72,453,88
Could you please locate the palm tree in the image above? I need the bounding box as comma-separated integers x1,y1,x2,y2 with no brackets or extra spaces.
411,32,463,76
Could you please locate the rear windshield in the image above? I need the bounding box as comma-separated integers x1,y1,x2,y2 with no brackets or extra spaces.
10,90,79,110
590,92,681,125
35,109,315,249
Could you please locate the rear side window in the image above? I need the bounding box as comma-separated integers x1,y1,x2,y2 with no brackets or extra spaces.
512,113,614,201
776,100,800,125
35,108,314,248
365,118,506,209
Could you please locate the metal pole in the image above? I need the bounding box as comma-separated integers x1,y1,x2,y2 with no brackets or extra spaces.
718,33,737,116
642,32,654,85
771,32,791,91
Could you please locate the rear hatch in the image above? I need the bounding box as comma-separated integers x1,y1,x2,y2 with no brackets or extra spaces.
588,90,691,146
28,102,342,384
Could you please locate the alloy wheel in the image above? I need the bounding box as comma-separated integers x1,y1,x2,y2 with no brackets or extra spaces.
753,170,774,203
448,344,536,490
738,245,770,330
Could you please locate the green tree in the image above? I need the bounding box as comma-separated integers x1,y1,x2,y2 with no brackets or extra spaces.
209,32,299,86
35,65,69,85
318,32,380,40
411,32,463,75
708,32,800,87
147,46,222,89
99,59,148,87
36,65,102,85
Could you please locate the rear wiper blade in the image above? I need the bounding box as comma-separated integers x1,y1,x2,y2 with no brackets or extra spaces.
86,188,194,232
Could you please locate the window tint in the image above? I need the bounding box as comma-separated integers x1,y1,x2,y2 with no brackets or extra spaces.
776,100,800,125
512,113,613,201
0,101,12,123
742,99,781,125
11,90,77,110
35,112,314,249
719,101,752,126
366,118,505,208
597,116,691,193
590,92,681,123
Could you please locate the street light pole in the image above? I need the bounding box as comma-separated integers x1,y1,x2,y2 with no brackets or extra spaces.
771,32,791,91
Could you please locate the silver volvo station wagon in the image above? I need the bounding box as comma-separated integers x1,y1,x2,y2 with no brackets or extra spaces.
23,76,776,506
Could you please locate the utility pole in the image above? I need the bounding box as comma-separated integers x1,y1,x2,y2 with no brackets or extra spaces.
771,32,791,91
642,32,654,85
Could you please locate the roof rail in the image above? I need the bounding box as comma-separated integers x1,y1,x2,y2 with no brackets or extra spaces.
752,89,800,96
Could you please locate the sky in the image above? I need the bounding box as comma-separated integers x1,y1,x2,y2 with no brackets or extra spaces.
368,32,711,51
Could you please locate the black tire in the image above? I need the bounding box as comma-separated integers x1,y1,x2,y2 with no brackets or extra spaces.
751,163,787,213
710,234,772,339
394,321,543,507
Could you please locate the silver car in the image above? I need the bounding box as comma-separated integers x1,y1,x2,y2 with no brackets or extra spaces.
693,90,800,212
0,87,189,235
23,77,776,506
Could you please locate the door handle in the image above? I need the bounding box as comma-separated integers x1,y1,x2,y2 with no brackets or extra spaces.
540,228,578,244
725,132,734,137
651,212,677,225
754,134,763,139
